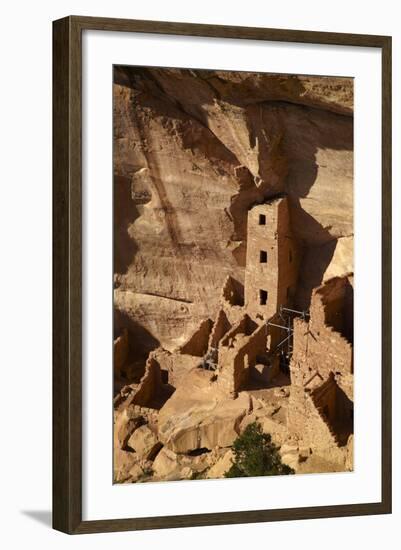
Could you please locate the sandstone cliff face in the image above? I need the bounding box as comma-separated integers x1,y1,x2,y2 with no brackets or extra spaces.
114,67,353,354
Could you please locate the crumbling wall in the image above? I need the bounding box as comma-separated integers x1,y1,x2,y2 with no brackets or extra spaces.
208,309,232,351
310,374,337,423
312,374,353,437
266,312,287,352
314,275,353,343
221,276,244,307
287,278,354,466
179,318,213,357
220,276,246,326
288,386,349,466
220,314,257,348
291,318,352,397
114,328,129,373
233,323,267,391
150,347,200,388
131,353,163,407
218,321,267,395
290,278,353,400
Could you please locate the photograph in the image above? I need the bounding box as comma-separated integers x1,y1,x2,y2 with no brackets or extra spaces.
112,66,354,484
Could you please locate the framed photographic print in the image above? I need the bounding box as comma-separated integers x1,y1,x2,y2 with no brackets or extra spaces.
53,16,392,534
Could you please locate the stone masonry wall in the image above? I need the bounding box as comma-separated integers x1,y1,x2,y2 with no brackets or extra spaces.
179,318,213,357
220,276,246,326
221,276,244,307
245,197,300,320
150,348,201,388
277,199,301,309
218,321,267,395
310,374,337,422
290,279,353,400
208,309,232,350
245,201,280,319
288,386,348,466
219,314,257,347
315,275,353,343
131,353,163,407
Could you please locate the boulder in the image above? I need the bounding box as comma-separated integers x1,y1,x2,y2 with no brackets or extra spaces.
128,425,162,460
152,447,180,478
180,467,193,480
280,443,300,470
128,463,144,482
206,450,234,479
158,370,251,453
113,448,137,483
281,453,299,470
115,410,145,450
280,443,299,455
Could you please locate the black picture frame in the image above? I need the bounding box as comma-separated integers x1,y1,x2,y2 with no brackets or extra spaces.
53,15,392,534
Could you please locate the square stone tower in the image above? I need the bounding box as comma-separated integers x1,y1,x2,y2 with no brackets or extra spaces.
244,196,300,320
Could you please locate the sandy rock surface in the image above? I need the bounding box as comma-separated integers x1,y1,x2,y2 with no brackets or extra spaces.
158,369,251,453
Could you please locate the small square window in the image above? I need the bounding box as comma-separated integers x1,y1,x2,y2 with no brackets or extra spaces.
260,289,268,305
259,214,266,225
260,250,267,263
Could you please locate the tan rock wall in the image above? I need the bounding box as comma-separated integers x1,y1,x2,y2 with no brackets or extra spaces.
113,69,353,358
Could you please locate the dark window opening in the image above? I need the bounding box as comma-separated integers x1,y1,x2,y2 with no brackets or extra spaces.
260,250,267,263
259,214,266,225
289,249,293,263
259,289,268,305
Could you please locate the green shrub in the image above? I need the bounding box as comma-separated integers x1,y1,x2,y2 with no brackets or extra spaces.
224,422,294,478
